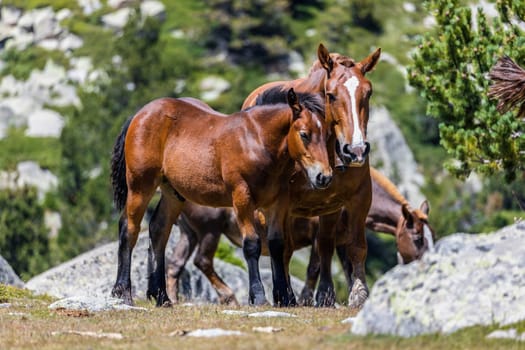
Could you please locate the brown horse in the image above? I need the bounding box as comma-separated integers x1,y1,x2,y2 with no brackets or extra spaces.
241,45,380,308
110,88,332,306
165,167,435,306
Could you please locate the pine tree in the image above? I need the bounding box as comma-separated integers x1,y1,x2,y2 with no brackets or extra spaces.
408,0,525,181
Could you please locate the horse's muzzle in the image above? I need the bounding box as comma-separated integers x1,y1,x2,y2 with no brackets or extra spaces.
342,142,370,167
314,172,333,189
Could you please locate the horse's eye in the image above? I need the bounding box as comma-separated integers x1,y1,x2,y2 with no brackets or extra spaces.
300,131,310,144
327,93,336,102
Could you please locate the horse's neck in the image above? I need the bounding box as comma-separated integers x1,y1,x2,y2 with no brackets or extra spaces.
246,106,293,164
368,170,408,235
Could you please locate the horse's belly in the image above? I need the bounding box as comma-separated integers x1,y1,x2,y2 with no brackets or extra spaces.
162,158,232,207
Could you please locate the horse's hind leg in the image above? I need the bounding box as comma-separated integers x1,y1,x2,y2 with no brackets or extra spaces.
166,219,198,304
194,231,239,306
112,186,157,305
148,193,184,307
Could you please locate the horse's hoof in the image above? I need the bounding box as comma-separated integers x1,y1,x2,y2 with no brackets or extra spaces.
348,279,368,310
298,289,314,307
111,284,133,306
315,290,336,308
220,295,240,307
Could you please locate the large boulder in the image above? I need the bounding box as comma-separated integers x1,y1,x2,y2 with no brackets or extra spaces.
0,255,24,287
26,225,304,305
351,223,525,336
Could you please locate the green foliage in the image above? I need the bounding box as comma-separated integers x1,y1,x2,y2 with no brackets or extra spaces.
0,187,50,280
215,238,245,270
0,47,69,80
0,128,61,172
2,0,79,11
409,0,525,181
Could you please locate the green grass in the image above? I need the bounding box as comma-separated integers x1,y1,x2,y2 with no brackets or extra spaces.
0,128,62,172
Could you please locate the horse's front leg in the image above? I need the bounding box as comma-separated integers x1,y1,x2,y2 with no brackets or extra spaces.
343,194,371,311
233,188,267,306
148,193,185,307
315,211,340,307
267,209,296,307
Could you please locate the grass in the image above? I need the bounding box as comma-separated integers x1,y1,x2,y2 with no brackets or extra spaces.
1,285,524,349
0,128,62,172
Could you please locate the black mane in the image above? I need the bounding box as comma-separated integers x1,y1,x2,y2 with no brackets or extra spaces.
254,86,325,117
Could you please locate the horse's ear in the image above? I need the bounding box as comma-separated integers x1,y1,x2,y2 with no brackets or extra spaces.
402,204,413,227
357,47,381,74
317,43,334,74
287,88,302,118
420,200,430,215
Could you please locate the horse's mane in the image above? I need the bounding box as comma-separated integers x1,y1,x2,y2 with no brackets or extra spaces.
254,85,325,117
309,53,356,75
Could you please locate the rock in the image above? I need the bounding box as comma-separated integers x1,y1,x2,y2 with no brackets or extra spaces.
33,7,62,41
25,109,64,138
1,6,22,26
58,33,83,51
49,296,147,312
26,226,305,305
77,0,102,15
486,328,525,341
351,223,525,337
368,106,426,206
248,311,296,318
141,1,166,21
183,328,244,338
0,254,24,287
0,161,59,200
199,76,231,102
101,8,133,30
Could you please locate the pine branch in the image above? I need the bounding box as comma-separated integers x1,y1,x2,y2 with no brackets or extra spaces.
488,56,525,118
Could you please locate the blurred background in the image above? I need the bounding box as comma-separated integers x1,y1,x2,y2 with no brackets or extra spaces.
0,0,523,301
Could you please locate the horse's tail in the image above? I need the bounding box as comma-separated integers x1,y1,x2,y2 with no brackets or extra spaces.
488,56,525,118
111,117,133,212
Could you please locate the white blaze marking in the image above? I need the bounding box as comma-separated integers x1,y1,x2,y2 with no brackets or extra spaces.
316,119,322,130
344,76,364,145
423,225,435,252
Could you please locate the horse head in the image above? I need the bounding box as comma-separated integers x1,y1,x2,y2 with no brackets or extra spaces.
286,88,333,189
396,200,435,264
317,44,381,167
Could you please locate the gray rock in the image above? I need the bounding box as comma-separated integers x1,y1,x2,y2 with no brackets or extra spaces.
199,76,231,102
351,224,525,337
0,161,58,201
26,226,304,305
48,296,147,312
184,328,244,338
368,106,426,206
77,0,103,15
101,8,132,30
33,7,62,41
25,108,64,138
1,6,22,26
0,255,24,287
140,1,166,21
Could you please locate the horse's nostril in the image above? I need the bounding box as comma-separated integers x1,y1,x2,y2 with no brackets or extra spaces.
316,173,332,187
342,144,352,155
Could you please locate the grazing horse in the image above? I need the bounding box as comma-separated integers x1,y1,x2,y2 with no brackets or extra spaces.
165,167,435,306
241,45,381,308
110,89,332,306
